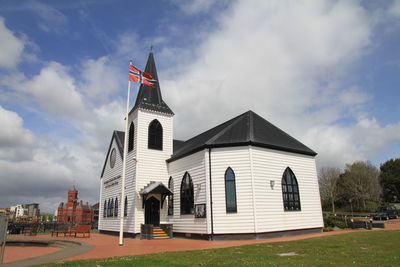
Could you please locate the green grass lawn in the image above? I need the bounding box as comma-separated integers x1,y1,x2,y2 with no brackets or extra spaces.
39,230,400,267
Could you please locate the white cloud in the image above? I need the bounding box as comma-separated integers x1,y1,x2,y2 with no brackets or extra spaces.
161,0,399,170
0,17,25,69
0,105,107,212
7,62,87,119
1,1,400,212
173,0,227,15
28,1,68,33
79,56,121,101
0,106,36,161
304,119,400,168
389,0,400,17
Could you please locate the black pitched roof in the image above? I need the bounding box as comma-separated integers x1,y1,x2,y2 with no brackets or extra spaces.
129,52,174,115
167,110,317,162
100,131,125,178
173,139,185,152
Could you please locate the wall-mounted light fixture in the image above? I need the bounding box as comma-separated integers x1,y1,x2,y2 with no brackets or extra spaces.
196,184,202,191
270,180,275,189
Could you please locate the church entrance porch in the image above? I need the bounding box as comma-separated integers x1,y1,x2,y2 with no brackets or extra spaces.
139,181,173,239
145,197,160,226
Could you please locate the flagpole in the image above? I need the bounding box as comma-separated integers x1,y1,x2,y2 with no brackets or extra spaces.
119,61,132,246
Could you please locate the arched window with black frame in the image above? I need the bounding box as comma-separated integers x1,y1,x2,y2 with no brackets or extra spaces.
103,200,107,218
180,172,194,215
128,122,134,152
148,119,163,150
225,167,237,213
110,198,114,217
124,196,128,217
107,199,111,217
281,167,301,211
114,197,118,217
168,176,174,216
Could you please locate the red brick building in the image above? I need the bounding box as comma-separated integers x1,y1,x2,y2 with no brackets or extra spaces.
57,188,93,223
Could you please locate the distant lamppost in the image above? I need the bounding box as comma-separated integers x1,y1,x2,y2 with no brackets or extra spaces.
349,198,353,217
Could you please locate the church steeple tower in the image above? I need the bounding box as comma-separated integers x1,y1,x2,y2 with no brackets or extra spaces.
130,52,174,115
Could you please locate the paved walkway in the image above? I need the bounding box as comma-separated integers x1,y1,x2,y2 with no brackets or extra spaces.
3,220,400,265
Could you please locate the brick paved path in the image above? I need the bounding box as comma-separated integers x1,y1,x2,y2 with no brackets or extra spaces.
3,219,400,265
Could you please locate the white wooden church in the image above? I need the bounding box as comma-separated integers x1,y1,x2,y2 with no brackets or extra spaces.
98,52,323,240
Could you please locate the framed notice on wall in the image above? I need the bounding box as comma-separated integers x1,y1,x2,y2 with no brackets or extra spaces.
194,204,206,218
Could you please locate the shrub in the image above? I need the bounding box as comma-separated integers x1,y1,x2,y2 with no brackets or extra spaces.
324,214,348,229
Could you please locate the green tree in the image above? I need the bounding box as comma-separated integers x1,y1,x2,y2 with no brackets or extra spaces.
380,158,400,202
337,161,381,211
318,167,341,212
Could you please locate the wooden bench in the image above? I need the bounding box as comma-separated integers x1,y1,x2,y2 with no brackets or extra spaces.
51,224,70,237
71,224,91,238
23,224,39,236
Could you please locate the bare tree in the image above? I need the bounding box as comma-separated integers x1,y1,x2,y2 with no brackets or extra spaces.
319,167,341,212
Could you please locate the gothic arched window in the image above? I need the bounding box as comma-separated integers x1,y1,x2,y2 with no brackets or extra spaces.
180,172,194,215
128,122,134,152
114,197,118,217
148,119,163,150
107,199,111,217
282,167,301,211
124,196,128,217
110,199,114,217
103,200,107,218
168,177,174,216
225,167,237,213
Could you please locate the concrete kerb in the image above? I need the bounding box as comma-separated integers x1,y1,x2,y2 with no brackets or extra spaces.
3,238,94,267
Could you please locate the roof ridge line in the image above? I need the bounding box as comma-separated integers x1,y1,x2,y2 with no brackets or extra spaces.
249,111,254,141
205,114,245,145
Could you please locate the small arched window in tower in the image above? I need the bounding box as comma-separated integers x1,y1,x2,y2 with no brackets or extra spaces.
103,200,107,218
148,119,163,150
114,197,118,217
168,177,174,216
225,167,237,213
124,196,128,217
128,122,134,152
282,167,301,211
180,172,194,215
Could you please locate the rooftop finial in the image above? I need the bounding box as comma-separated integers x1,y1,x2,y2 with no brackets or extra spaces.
150,45,153,52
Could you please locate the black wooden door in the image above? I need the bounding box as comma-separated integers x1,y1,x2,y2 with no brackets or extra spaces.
145,197,160,226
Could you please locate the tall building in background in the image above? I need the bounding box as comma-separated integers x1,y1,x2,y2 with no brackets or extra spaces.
57,187,93,223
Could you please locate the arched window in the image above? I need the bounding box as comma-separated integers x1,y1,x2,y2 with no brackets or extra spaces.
168,177,174,216
180,172,194,215
103,200,107,218
282,167,301,211
225,167,237,213
114,197,118,217
110,199,114,217
148,119,163,150
124,196,128,217
107,199,111,217
128,122,134,152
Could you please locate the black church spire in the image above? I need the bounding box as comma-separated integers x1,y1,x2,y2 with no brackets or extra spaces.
130,52,174,115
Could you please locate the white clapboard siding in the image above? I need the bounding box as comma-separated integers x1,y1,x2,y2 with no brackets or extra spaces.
99,125,137,233
133,109,173,233
167,150,207,234
99,139,133,232
251,146,323,232
209,146,323,234
210,146,256,234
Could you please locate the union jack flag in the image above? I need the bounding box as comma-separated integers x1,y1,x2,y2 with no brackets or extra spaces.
128,64,156,87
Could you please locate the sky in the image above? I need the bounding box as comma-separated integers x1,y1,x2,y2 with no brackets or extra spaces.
0,0,399,213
